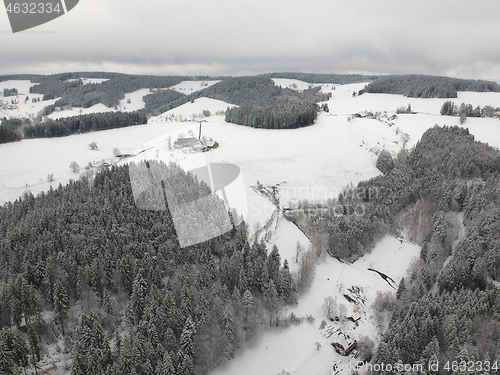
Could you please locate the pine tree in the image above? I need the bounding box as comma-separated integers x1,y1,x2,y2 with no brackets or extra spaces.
156,352,176,375
0,339,15,375
129,272,148,324
179,316,195,359
242,290,253,322
0,328,29,374
53,281,70,335
278,259,296,304
72,313,111,374
264,279,280,326
164,328,177,352
221,307,234,343
176,350,194,375
266,245,281,283
27,324,40,365
419,336,439,374
396,278,406,299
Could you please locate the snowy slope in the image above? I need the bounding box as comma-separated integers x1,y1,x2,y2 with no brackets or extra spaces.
169,80,220,94
46,88,153,119
63,78,109,85
47,103,115,120
0,79,59,119
0,80,35,95
119,88,151,112
3,84,500,209
149,97,236,122
0,122,188,204
272,78,312,91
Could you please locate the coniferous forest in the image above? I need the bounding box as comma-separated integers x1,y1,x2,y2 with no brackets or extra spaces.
0,162,300,375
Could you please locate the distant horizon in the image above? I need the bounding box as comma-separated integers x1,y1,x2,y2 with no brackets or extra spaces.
1,70,500,85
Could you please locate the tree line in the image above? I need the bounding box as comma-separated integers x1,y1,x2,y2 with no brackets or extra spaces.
0,120,23,144
24,111,147,138
440,100,499,123
364,74,500,98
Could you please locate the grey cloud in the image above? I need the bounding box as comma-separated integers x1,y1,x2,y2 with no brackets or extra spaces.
0,0,499,81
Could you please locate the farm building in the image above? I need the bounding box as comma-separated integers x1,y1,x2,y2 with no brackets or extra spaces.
347,313,361,322
174,137,200,149
331,332,357,356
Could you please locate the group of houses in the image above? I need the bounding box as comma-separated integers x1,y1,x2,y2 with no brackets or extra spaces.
324,313,363,359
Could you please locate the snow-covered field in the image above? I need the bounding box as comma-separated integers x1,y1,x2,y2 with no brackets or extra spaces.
47,103,115,120
0,79,58,119
0,79,35,95
169,80,220,94
63,78,109,85
149,97,236,123
2,82,500,210
272,78,313,91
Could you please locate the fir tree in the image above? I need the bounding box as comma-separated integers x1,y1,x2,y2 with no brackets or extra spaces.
129,272,148,324
242,289,254,322
53,280,70,335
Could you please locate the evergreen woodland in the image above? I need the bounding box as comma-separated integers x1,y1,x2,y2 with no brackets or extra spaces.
0,162,298,374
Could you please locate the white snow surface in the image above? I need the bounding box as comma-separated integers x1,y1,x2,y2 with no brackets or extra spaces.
63,78,109,85
45,88,153,120
47,103,115,120
119,88,151,112
0,80,58,119
272,78,313,91
149,97,236,122
0,79,35,95
169,80,220,94
2,84,500,208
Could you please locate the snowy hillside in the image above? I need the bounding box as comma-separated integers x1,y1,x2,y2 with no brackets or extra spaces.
272,78,312,91
63,78,109,85
149,97,236,123
169,80,220,94
2,82,500,209
47,103,115,120
0,79,58,119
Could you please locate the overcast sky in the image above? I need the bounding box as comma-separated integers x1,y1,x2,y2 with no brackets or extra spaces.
1,0,499,81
